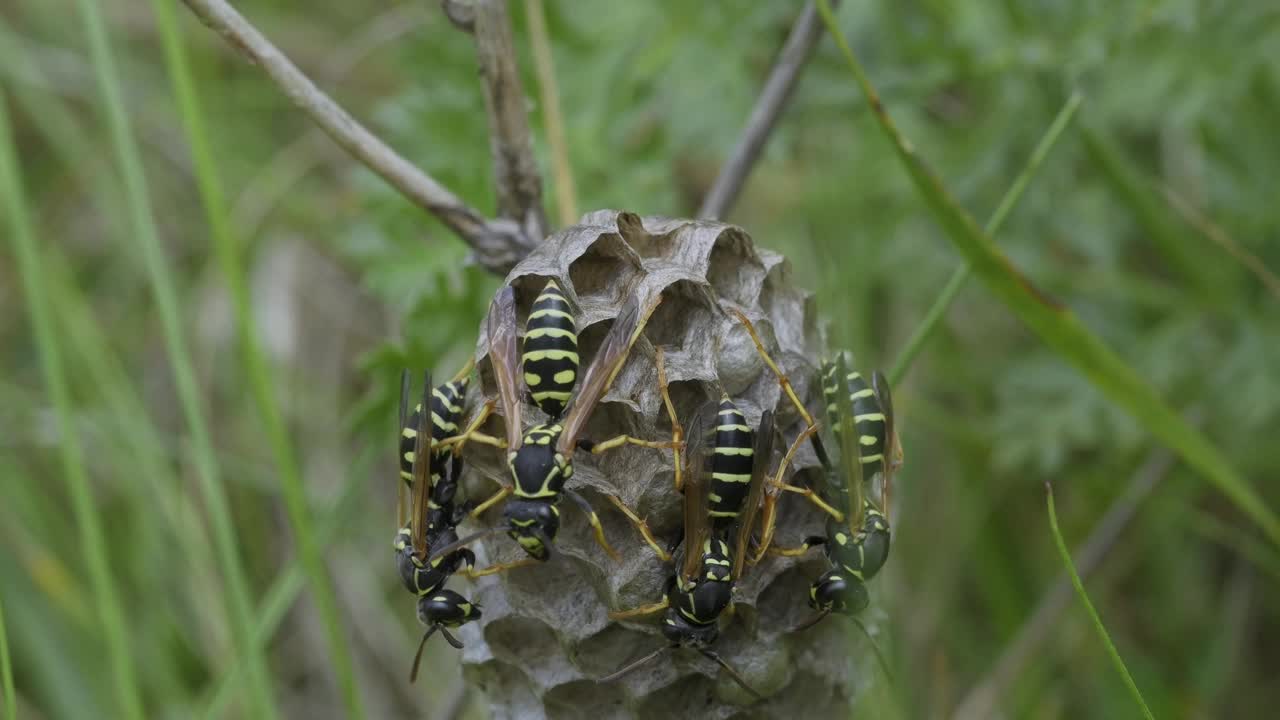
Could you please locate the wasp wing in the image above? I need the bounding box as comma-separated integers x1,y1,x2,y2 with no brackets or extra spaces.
486,286,524,451
679,400,716,583
397,369,412,527
732,409,773,580
556,289,662,454
410,371,436,556
872,370,899,511
833,353,865,537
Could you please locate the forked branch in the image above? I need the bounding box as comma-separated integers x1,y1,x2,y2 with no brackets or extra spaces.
179,0,535,274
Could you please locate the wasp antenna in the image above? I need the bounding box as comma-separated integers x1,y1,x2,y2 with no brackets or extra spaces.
700,648,763,701
438,625,465,650
409,625,440,683
791,609,832,633
598,644,672,684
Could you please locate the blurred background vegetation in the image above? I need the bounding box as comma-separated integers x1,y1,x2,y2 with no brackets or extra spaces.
2,0,1279,718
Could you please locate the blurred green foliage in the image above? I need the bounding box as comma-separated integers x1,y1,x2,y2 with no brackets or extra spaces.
1,0,1278,718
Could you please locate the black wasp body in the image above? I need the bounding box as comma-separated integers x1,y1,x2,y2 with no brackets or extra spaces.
660,536,734,648
602,388,776,701
796,354,897,624
706,396,756,533
521,280,579,419
395,370,482,680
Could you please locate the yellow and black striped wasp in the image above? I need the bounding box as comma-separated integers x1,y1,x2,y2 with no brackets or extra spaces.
601,353,776,700
394,369,484,681
732,310,901,630
429,284,673,573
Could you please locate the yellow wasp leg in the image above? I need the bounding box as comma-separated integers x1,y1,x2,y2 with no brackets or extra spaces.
768,543,819,558
751,489,780,565
606,494,671,563
436,401,506,453
767,423,845,522
469,486,513,519
609,597,670,621
655,347,684,492
589,435,679,454
462,557,539,578
732,308,816,429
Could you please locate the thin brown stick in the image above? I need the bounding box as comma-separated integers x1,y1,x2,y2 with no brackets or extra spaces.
698,0,837,220
950,445,1178,720
179,0,534,274
472,0,549,242
525,0,577,226
1163,185,1280,301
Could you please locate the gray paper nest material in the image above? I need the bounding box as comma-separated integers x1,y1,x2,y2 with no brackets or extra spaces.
455,211,874,719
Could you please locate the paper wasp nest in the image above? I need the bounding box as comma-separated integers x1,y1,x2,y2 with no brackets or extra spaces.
457,211,879,719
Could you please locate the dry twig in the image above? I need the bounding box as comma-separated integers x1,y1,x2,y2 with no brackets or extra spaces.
698,0,837,220
470,0,549,242
179,0,535,274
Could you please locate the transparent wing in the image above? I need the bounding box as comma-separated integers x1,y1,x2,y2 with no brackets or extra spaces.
486,286,524,451
679,401,716,583
410,371,435,555
732,409,773,580
833,353,865,536
557,290,662,453
873,371,898,473
397,369,411,527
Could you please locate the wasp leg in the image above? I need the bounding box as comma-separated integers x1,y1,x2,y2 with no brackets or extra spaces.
564,489,621,561
469,485,513,519
609,597,670,621
769,535,825,557
732,308,817,431
463,557,540,578
750,488,781,565
769,423,844,522
655,346,684,492
583,434,678,454
606,494,671,562
437,401,506,453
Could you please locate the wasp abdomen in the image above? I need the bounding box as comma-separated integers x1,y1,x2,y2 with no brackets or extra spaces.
707,397,754,529
845,370,887,479
522,280,579,419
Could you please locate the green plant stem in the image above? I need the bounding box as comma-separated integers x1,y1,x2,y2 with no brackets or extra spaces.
0,94,146,720
815,0,1280,549
525,0,578,226
0,588,16,720
889,91,1083,385
1045,482,1156,720
148,2,365,716
70,0,280,716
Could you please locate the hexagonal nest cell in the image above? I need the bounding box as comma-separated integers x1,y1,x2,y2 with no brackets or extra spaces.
450,211,873,719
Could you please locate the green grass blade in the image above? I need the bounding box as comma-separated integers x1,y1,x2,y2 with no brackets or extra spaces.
889,91,1083,384
0,587,15,720
0,93,146,720
148,2,365,716
1046,482,1156,720
70,0,280,716
815,0,1280,549
204,446,375,718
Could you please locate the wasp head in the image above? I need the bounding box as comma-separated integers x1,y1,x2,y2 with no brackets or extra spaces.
502,499,560,560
